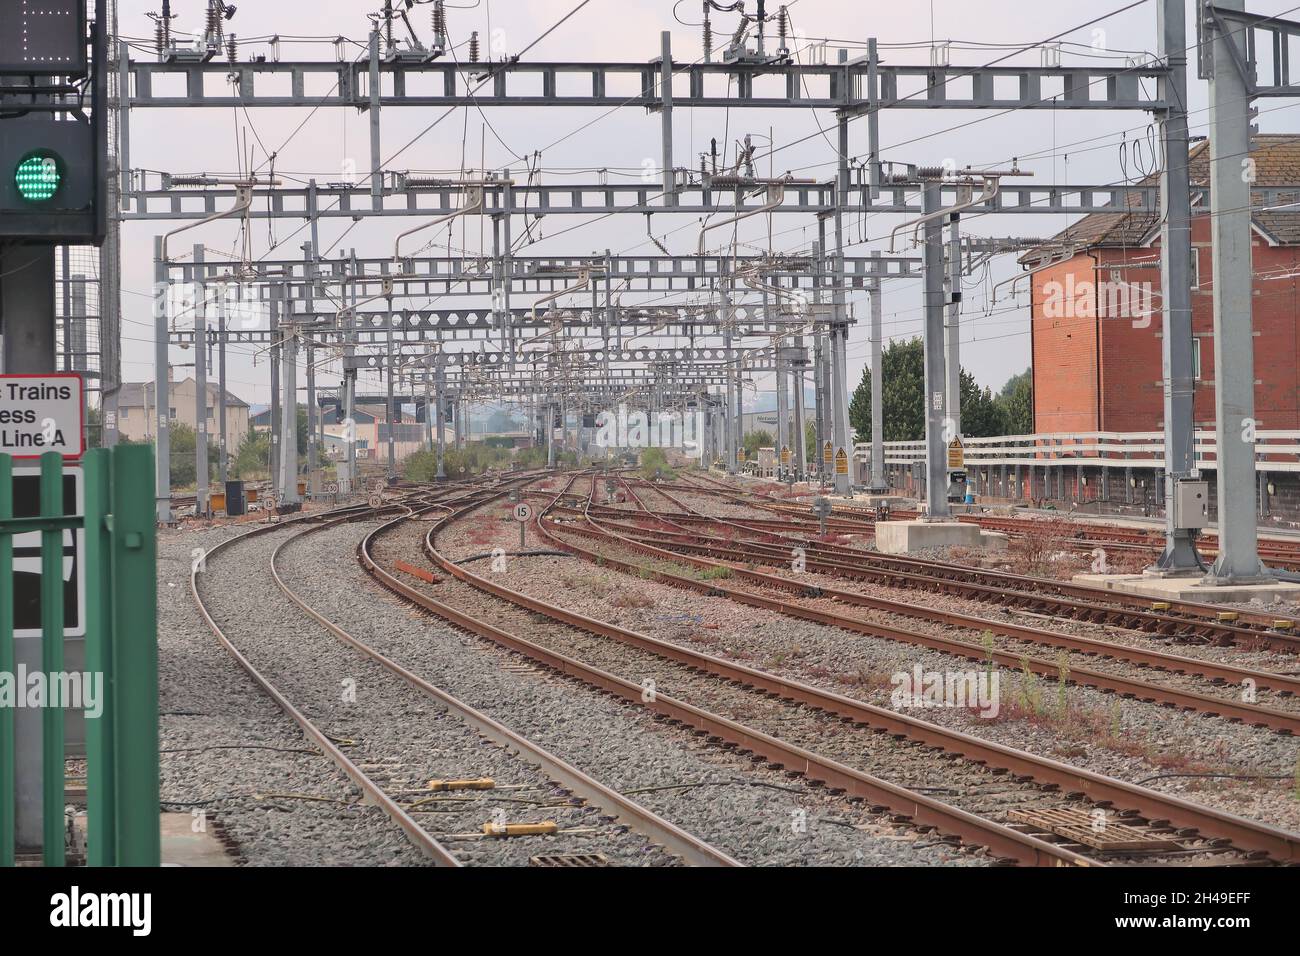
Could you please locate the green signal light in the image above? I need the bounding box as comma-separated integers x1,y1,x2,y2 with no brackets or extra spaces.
14,151,64,204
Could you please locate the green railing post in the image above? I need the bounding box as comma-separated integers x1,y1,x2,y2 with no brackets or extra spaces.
82,449,114,866
0,455,13,868
39,451,65,867
112,445,159,866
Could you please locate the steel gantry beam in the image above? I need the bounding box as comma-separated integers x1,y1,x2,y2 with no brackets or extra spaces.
121,56,1170,111
124,178,1270,221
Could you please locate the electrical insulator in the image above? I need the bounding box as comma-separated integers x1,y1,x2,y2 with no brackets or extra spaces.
227,34,238,64
206,2,220,42
777,6,788,50
469,31,480,64
154,20,165,55
702,11,712,62
433,0,447,46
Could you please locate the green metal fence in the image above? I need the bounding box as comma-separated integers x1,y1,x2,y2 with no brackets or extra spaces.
0,445,158,867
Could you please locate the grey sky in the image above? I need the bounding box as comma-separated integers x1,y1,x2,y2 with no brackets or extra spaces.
111,1,1284,409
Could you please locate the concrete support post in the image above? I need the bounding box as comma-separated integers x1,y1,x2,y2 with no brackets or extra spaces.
385,295,396,476
269,288,281,500
944,216,962,440
192,245,208,516
435,361,447,481
150,237,171,524
422,378,433,453
1154,0,1202,572
831,110,853,496
1205,0,1268,583
368,31,383,204
0,241,60,852
659,32,676,208
279,325,299,509
216,287,228,485
306,344,318,496
868,254,887,492
921,180,951,520
279,324,300,506
792,349,807,479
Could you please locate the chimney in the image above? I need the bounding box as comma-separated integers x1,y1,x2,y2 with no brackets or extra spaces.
167,365,175,384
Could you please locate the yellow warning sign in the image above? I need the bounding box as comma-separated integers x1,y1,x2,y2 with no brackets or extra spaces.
835,448,849,476
947,438,964,470
780,446,791,466
738,447,747,461
823,441,833,464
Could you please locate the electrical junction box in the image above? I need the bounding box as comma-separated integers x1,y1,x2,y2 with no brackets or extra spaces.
1172,479,1210,530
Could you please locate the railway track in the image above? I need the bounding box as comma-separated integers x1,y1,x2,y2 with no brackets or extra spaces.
626,476,1300,651
190,483,738,867
361,474,1300,866
557,486,1300,734
552,498,1300,733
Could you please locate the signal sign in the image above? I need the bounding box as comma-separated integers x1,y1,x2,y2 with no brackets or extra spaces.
835,448,849,476
0,0,88,75
12,464,85,639
947,438,965,470
0,374,84,458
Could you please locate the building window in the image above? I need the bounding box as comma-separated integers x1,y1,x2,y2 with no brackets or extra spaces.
1192,338,1202,380
168,407,176,419
1190,248,1201,290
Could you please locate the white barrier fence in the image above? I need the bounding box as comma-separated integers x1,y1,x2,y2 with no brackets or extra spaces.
855,431,1300,474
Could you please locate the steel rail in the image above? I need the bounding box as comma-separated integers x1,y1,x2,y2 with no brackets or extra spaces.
573,512,1300,699
189,498,465,867
366,488,1100,866
270,506,741,868
623,479,1300,649
557,503,1300,734
525,488,1300,862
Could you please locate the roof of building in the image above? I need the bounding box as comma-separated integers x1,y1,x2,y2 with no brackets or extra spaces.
118,378,249,410
1021,135,1300,263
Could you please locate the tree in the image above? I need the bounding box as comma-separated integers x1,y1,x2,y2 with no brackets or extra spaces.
742,429,773,460
960,371,1010,438
999,369,1033,434
850,338,1022,441
167,421,220,489
232,427,272,479
849,338,925,442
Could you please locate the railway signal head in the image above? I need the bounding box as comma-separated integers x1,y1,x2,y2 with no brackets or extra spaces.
14,151,65,204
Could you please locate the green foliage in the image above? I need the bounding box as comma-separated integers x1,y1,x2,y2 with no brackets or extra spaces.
1000,369,1034,435
742,429,773,460
850,338,925,442
699,564,734,580
167,421,220,488
232,427,272,480
850,339,1032,441
639,446,677,480
402,440,565,480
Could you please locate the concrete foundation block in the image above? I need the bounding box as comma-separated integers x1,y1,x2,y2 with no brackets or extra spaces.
875,520,985,555
1072,573,1300,605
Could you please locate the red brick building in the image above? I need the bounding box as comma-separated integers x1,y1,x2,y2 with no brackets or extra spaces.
1027,135,1300,434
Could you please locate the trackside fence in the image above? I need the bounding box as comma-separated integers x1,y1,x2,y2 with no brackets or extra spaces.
0,445,158,867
